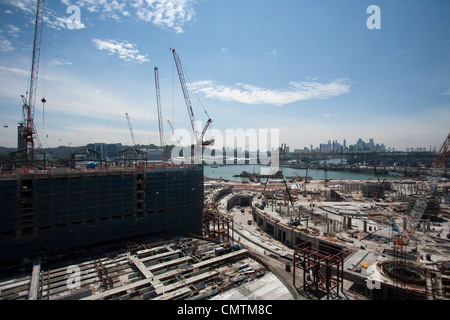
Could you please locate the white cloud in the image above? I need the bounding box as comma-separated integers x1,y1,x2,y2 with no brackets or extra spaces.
443,88,450,95
74,0,196,32
50,58,73,66
267,49,279,57
75,0,126,17
0,39,14,52
0,65,29,77
92,38,150,63
6,24,21,37
43,7,86,30
189,79,351,106
132,0,196,33
23,0,198,33
2,0,35,14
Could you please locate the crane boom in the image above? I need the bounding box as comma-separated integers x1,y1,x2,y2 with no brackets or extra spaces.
432,132,449,169
22,0,45,160
167,120,181,145
170,48,212,146
282,179,294,207
154,67,166,162
125,113,136,146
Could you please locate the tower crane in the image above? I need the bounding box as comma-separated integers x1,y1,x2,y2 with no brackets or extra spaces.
432,132,449,172
170,48,213,148
390,134,450,297
125,113,136,147
154,66,167,162
20,0,46,161
394,132,449,251
373,165,386,200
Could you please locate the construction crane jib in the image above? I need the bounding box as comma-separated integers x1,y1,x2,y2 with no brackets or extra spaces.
125,113,136,147
21,0,46,160
170,48,212,147
154,66,167,162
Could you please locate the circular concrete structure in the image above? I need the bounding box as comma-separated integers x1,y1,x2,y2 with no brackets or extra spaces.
380,261,426,286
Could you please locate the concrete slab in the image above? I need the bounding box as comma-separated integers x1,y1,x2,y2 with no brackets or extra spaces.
211,273,294,300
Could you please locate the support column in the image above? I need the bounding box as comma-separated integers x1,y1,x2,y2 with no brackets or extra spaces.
28,258,41,300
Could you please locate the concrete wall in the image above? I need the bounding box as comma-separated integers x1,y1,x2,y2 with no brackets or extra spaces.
251,201,348,254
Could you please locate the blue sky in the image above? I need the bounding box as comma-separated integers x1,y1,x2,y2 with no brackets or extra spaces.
0,0,449,151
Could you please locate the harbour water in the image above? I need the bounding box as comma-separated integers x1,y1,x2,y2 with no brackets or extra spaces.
204,164,398,181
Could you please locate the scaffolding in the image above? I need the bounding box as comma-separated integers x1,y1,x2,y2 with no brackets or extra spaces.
392,196,428,299
293,241,344,300
70,147,108,168
115,148,147,167
203,203,234,244
5,148,52,171
0,164,204,263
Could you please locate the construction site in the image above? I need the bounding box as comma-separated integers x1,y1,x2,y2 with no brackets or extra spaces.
1,0,450,302
0,0,293,302
202,145,450,300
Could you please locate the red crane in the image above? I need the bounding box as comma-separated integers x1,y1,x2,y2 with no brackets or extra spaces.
154,66,167,162
432,132,449,169
21,0,46,160
170,48,212,148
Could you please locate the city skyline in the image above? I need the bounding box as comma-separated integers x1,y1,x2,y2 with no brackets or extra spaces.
0,1,449,152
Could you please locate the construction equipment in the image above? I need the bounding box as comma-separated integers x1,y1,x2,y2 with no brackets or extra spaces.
20,0,46,160
170,48,213,148
279,143,286,163
293,172,303,191
304,161,310,197
282,179,294,207
372,165,386,200
432,132,449,172
125,113,136,146
389,135,450,298
167,120,181,145
262,166,274,196
390,218,401,239
154,66,167,162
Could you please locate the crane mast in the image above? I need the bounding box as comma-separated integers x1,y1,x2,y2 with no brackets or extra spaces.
21,0,45,160
125,113,136,146
170,48,212,147
154,66,166,162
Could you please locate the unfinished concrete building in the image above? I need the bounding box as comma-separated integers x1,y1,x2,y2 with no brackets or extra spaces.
0,164,204,263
